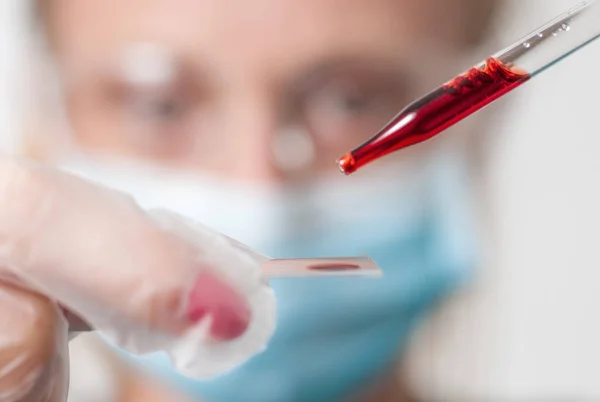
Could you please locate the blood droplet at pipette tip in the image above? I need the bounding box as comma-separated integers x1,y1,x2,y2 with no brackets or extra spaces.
337,153,357,175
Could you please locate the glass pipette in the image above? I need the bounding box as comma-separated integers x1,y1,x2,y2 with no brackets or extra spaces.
337,0,600,175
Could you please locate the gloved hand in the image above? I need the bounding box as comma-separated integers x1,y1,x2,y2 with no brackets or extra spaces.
0,155,275,401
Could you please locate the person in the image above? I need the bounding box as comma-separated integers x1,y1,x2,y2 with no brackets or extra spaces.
1,0,504,400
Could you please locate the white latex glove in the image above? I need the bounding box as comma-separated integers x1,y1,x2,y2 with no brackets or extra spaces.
0,155,275,401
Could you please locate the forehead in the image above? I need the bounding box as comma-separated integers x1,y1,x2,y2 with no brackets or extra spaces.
46,0,476,66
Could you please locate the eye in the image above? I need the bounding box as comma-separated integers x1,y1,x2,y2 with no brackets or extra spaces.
319,86,374,115
299,70,410,144
115,85,198,157
128,92,188,123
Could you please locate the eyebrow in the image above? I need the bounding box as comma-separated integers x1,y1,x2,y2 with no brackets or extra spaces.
294,53,409,83
62,48,208,91
287,55,411,98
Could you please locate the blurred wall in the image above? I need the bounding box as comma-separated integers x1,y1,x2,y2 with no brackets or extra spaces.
0,0,16,152
406,0,600,399
0,0,27,154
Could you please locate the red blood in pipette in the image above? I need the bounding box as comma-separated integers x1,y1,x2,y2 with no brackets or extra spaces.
337,57,530,174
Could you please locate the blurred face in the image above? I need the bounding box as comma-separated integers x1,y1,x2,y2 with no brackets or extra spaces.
42,0,492,183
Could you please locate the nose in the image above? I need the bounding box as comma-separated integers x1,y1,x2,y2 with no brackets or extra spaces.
228,101,281,183
213,95,314,183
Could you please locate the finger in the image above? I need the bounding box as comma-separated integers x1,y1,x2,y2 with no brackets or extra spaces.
0,156,259,347
0,281,69,402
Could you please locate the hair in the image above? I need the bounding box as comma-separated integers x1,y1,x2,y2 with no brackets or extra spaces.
35,0,504,49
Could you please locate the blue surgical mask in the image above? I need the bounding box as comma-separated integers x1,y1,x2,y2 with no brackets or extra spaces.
62,147,477,402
